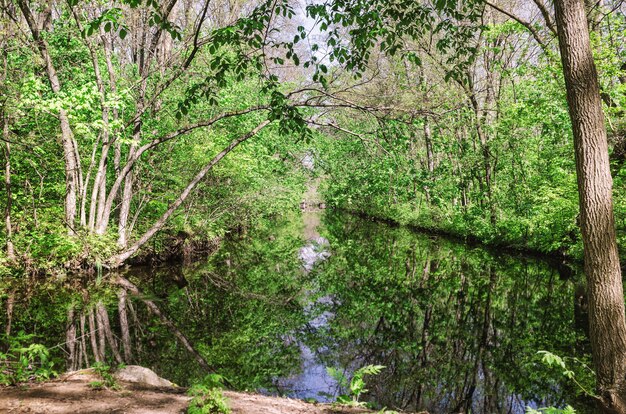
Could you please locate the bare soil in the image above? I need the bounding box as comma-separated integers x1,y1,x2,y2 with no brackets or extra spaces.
0,372,378,414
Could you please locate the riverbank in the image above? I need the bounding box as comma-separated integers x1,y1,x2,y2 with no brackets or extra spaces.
337,206,584,267
0,373,390,414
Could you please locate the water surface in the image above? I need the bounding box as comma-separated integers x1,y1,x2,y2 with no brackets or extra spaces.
5,209,590,413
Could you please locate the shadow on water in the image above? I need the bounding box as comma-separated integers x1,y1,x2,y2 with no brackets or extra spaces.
3,209,593,413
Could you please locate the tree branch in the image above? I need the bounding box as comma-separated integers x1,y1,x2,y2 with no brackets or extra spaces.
107,119,271,265
485,1,549,52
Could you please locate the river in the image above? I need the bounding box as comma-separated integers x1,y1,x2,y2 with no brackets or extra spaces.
6,208,590,413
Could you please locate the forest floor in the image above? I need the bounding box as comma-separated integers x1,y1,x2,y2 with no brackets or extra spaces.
0,372,378,414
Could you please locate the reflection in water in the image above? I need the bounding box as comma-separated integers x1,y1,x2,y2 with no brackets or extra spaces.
302,212,589,413
277,208,335,401
299,236,330,272
3,210,591,413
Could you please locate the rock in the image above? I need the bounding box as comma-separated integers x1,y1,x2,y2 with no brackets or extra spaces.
114,365,174,387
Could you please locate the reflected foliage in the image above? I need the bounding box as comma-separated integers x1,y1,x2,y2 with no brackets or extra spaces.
127,212,309,388
1,211,594,413
303,211,591,413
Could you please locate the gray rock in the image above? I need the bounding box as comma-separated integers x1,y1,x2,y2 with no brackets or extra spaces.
114,365,174,387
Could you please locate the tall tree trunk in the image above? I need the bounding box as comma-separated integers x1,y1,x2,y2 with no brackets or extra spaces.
554,0,626,411
17,0,81,235
97,32,121,231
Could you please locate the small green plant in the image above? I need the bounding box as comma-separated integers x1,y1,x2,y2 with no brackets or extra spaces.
0,337,57,385
525,351,601,413
187,373,230,414
187,385,230,414
91,362,120,390
326,364,386,407
88,380,106,390
537,351,597,399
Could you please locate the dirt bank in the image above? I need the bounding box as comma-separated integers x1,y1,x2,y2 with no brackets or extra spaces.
0,372,384,414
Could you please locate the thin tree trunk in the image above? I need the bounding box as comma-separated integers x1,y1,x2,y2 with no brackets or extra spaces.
97,302,123,364
17,0,81,235
554,0,626,411
118,289,132,362
116,276,213,373
81,139,99,229
423,116,434,204
98,32,120,230
424,117,434,174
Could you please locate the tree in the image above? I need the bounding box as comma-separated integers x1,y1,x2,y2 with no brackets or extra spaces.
554,0,626,411
5,0,313,267
302,0,626,409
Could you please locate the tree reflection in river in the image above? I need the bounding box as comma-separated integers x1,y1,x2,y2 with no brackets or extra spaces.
1,210,592,413
301,211,591,413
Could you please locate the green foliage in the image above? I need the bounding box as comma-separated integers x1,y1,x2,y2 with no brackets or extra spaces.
315,58,584,257
327,364,386,407
91,362,120,390
537,351,597,399
88,380,107,390
187,385,230,414
0,333,57,385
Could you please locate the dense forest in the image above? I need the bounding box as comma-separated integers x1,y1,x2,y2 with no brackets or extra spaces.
3,0,626,413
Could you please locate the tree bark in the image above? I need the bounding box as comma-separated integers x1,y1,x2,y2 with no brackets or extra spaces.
554,0,626,411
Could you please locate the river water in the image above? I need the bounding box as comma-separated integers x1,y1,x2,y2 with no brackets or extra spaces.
7,208,591,413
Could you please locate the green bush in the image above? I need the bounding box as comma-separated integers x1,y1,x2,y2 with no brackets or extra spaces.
187,385,230,414
0,334,57,385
